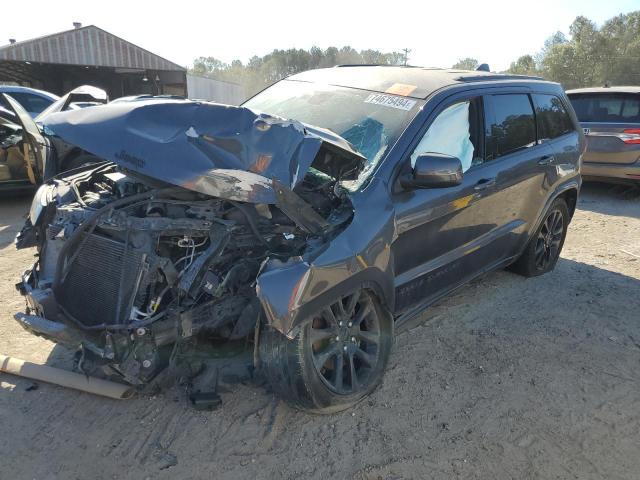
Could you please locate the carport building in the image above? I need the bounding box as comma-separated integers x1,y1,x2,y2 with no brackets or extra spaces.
0,23,187,98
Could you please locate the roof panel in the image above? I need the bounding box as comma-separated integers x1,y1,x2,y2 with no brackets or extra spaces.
288,66,547,99
0,25,185,71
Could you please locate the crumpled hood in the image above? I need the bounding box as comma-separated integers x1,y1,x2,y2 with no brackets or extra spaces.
43,99,365,203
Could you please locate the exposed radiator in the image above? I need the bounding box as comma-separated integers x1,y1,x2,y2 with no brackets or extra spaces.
56,233,147,327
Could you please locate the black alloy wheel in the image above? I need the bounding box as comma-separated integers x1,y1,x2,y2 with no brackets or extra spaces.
509,197,570,277
259,288,393,413
534,208,564,270
309,290,382,395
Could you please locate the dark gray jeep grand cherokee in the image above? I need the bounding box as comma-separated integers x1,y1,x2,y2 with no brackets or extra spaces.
14,66,584,412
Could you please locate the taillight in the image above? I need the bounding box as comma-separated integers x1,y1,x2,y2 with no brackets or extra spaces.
622,129,640,144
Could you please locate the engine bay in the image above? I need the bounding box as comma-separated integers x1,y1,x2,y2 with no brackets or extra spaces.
19,162,353,387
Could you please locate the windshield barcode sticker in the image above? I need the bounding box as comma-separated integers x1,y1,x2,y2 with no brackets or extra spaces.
364,93,417,111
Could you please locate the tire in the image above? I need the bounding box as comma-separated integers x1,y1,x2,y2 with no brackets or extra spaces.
259,289,393,414
509,197,569,277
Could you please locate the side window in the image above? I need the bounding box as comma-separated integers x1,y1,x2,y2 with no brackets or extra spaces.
487,94,536,159
621,98,640,119
411,98,483,172
8,93,52,114
533,94,574,141
568,93,640,123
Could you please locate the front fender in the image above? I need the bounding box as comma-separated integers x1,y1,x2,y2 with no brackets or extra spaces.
256,179,396,338
256,259,394,338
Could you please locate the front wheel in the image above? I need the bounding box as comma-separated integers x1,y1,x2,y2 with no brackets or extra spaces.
259,289,393,413
509,197,569,277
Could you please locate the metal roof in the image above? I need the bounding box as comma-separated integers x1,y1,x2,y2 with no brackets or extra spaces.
288,66,550,99
0,25,185,71
566,86,640,95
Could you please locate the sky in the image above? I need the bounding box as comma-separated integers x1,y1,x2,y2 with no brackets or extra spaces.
2,0,638,71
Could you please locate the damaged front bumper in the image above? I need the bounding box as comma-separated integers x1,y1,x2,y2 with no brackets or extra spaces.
15,267,151,381
12,167,354,388
16,268,113,359
11,97,396,392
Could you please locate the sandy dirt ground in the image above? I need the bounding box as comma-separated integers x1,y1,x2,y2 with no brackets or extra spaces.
0,183,639,480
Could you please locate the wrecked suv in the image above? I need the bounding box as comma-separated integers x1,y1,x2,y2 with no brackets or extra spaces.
14,66,584,413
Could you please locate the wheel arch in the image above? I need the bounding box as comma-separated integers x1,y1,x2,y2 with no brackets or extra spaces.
257,264,395,339
532,180,580,234
511,180,579,265
557,186,578,219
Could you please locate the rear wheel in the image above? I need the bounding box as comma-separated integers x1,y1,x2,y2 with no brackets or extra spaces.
259,289,393,413
510,198,569,277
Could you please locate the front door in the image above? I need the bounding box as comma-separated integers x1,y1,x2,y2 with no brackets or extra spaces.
392,91,545,315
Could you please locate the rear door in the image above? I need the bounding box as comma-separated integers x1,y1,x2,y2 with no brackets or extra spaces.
568,92,640,165
482,92,553,252
531,92,582,185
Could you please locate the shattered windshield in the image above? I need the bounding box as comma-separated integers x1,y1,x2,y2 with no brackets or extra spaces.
243,79,422,189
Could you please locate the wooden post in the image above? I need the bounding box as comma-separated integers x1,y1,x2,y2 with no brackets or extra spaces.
22,142,36,184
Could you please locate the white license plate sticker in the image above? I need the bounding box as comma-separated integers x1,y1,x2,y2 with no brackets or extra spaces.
364,93,417,111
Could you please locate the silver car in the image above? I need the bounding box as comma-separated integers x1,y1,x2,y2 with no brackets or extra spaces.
567,86,640,184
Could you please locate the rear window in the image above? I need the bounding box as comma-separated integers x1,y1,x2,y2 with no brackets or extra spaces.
568,93,640,123
533,94,574,140
4,92,53,114
487,94,536,159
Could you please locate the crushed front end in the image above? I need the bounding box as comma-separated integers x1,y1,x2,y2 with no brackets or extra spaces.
15,161,353,388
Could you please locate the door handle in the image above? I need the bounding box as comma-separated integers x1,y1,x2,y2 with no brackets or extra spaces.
538,155,555,165
474,178,496,191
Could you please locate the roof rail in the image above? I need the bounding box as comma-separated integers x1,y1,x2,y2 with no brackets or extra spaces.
333,64,419,68
334,64,383,68
455,73,545,82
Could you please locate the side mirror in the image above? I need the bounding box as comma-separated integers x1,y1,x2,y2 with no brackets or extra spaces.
401,153,463,189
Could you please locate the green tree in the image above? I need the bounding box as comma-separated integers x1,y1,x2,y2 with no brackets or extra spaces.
452,58,478,70
506,11,640,88
337,46,360,65
385,51,406,66
189,46,408,97
191,56,228,77
507,55,538,76
599,11,640,85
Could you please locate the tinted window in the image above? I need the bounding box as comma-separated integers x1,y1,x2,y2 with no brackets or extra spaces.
5,92,53,114
568,93,640,123
411,98,483,172
488,94,536,159
533,94,574,140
